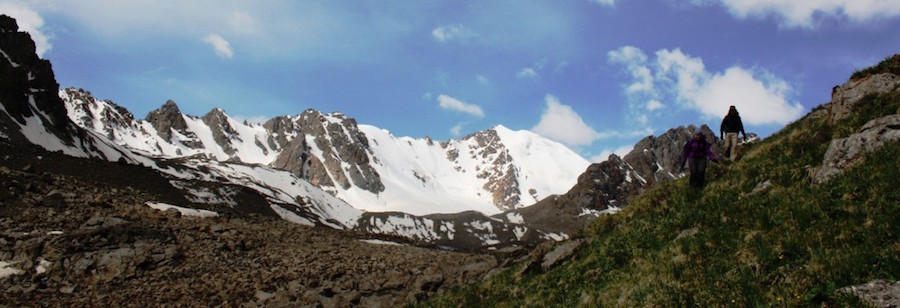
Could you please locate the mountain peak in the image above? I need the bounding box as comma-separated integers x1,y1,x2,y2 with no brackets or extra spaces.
145,100,187,141
203,107,228,118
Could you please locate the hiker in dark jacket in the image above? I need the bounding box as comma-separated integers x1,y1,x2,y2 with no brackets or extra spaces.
680,132,717,188
720,105,746,161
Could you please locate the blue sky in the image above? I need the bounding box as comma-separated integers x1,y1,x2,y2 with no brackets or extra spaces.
3,0,900,161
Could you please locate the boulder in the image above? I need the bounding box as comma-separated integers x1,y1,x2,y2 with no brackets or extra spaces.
815,114,900,183
827,73,900,124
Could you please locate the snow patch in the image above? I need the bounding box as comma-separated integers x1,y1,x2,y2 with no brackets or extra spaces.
270,204,316,226
145,201,218,218
0,49,20,68
360,239,406,246
506,212,524,224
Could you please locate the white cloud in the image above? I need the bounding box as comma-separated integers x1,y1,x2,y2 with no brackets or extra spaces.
202,34,234,59
437,94,485,117
531,95,602,147
656,48,803,125
646,100,664,111
432,24,476,43
516,68,539,79
589,0,618,7
450,123,464,136
228,11,259,35
0,2,51,57
592,145,634,162
712,0,900,28
610,47,804,127
608,47,656,94
695,67,804,125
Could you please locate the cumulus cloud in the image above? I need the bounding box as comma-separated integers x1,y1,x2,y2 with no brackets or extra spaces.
437,94,485,117
609,46,656,94
516,68,539,79
710,0,900,28
609,46,804,127
0,2,51,57
531,95,603,147
592,145,634,162
432,24,476,43
202,34,234,59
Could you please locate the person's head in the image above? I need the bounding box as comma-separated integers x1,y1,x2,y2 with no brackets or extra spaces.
728,105,739,116
693,133,703,142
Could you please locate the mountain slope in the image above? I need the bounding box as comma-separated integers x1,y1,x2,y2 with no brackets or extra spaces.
429,56,900,306
60,88,589,215
2,16,590,251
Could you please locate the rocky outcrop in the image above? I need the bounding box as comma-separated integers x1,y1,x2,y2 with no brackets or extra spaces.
510,124,733,236
511,155,637,235
827,73,900,124
814,114,900,183
272,110,384,194
623,124,722,185
145,100,190,142
837,279,900,308
0,14,70,139
201,108,240,159
63,88,141,141
464,129,522,211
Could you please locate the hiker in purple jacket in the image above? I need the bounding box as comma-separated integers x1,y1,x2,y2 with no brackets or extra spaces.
680,132,717,188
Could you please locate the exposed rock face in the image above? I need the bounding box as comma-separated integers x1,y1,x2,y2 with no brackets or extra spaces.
63,89,139,140
464,129,522,211
272,110,384,194
512,124,730,236
0,14,70,139
623,124,722,185
815,114,900,183
201,108,240,159
512,155,639,235
145,100,190,142
827,73,900,123
837,279,900,308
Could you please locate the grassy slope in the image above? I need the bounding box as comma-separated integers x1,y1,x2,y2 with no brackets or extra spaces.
427,61,900,307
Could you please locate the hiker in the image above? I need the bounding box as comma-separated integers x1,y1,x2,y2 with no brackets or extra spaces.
680,132,717,188
720,105,746,161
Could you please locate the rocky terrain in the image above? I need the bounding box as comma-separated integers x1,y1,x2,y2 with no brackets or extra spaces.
0,143,498,306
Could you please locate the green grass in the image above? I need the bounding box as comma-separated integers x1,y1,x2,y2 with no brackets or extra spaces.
424,61,900,307
851,54,900,81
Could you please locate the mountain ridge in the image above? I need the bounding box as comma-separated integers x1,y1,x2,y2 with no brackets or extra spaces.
60,87,590,215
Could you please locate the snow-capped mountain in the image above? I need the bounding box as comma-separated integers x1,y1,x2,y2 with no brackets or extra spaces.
3,15,730,251
61,88,590,215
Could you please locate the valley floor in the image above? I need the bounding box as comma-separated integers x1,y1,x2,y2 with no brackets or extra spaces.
0,144,497,307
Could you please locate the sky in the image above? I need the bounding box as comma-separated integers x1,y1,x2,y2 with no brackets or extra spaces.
3,0,900,162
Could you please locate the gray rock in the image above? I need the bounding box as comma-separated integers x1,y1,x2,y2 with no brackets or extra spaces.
144,100,190,142
541,239,584,271
815,114,900,183
838,279,900,307
827,73,900,124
